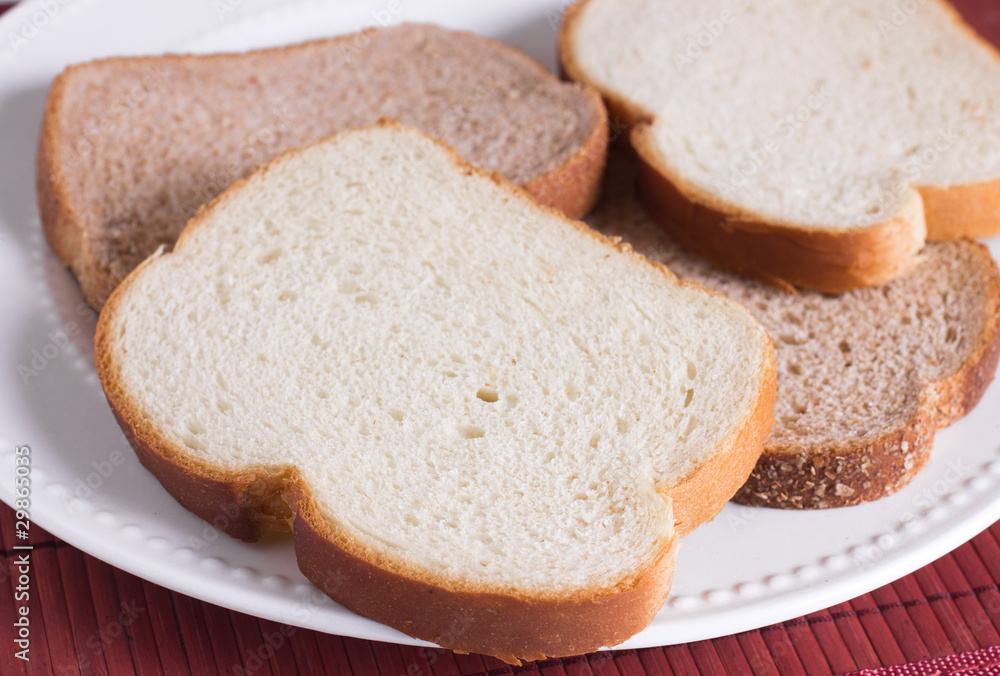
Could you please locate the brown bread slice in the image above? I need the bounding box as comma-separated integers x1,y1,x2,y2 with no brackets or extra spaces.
590,153,1000,508
38,23,607,309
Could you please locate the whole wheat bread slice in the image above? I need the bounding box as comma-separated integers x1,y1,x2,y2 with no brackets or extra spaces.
94,124,775,661
590,152,1000,509
39,23,607,310
561,0,1000,293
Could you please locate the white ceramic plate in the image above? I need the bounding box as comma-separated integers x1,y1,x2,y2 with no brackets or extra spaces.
2,0,1000,651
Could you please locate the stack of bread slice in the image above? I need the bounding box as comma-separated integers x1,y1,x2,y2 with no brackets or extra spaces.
34,0,1000,663
38,24,607,310
93,123,776,661
589,152,1000,509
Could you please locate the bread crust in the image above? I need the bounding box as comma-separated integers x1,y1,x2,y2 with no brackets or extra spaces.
38,25,608,310
94,122,776,661
524,85,608,219
292,482,676,664
558,0,1000,292
919,181,1000,240
631,126,927,293
735,241,1000,509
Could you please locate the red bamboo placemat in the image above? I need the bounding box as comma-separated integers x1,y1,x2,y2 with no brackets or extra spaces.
4,0,1000,674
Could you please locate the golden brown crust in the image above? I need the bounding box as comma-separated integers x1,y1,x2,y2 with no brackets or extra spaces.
523,85,608,219
669,345,776,533
558,1,651,133
291,482,675,664
919,181,1000,240
736,241,1000,509
917,0,1000,240
629,124,925,294
38,25,609,310
95,121,774,661
558,0,1000,290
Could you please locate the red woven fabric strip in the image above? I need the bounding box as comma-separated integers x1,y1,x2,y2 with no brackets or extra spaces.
844,644,1000,675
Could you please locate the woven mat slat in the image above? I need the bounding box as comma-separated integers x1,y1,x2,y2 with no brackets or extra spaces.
256,617,307,675
453,651,494,676
341,634,384,675
84,553,141,676
799,609,858,674
872,585,933,662
688,640,732,676
225,609,274,676
848,594,911,666
109,567,164,676
169,585,222,675
706,634,756,675
29,546,73,676
305,631,350,676
735,629,781,676
535,656,566,675
821,601,880,670
392,644,430,676
759,623,811,675
889,575,956,656
279,624,326,676
935,551,1000,638
607,650,646,676
137,577,192,676
783,613,836,675
200,599,251,674
635,648,674,676
372,638,413,676
422,646,464,676
913,558,987,652
662,643,703,675
56,544,115,674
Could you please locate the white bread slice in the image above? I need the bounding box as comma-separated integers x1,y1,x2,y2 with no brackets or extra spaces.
94,124,775,661
39,23,607,311
590,151,1000,508
560,0,1000,292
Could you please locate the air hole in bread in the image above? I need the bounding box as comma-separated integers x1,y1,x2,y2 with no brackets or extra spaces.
460,425,485,439
476,388,498,403
389,409,404,422
256,248,282,264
